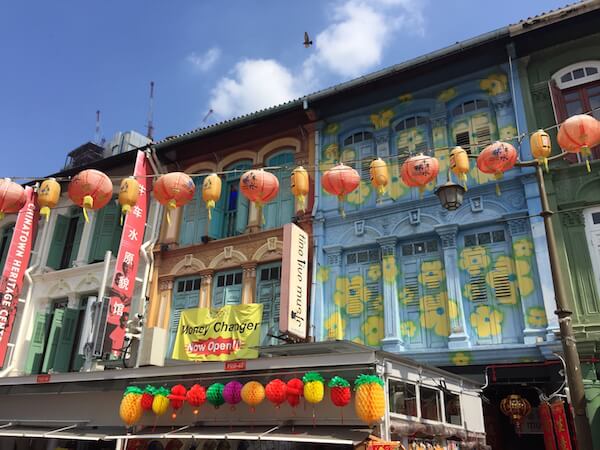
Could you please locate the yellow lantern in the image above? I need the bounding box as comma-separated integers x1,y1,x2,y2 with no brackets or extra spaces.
118,176,140,223
369,158,389,199
500,394,531,434
450,146,470,189
530,129,551,172
290,166,309,212
202,173,222,220
38,178,61,222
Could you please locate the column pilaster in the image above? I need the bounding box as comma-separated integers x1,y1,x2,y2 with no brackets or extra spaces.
199,269,214,308
241,263,258,304
377,236,404,352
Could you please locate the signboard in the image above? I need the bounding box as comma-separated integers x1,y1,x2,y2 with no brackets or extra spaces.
279,223,308,339
0,187,39,367
102,151,152,358
225,360,246,371
172,304,262,361
550,400,573,450
539,402,558,450
366,442,400,450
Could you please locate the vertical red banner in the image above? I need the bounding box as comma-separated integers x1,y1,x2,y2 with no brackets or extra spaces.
539,402,558,450
551,401,573,450
0,187,39,367
102,151,152,357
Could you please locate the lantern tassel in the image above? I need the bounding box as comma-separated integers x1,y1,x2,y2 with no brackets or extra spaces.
83,208,90,223
586,158,591,173
0,212,4,220
82,194,93,223
40,206,50,222
337,195,346,219
297,194,306,212
460,174,468,191
543,158,549,173
419,186,425,199
207,200,215,221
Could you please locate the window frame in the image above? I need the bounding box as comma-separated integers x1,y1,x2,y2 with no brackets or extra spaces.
552,60,600,90
393,114,433,164
450,97,495,154
264,150,295,229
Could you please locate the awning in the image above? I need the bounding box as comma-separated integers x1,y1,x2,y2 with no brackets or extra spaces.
0,423,125,441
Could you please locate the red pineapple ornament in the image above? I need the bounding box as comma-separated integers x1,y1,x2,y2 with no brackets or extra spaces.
186,384,206,415
265,379,287,408
286,378,304,408
141,385,156,411
328,376,351,407
168,384,188,419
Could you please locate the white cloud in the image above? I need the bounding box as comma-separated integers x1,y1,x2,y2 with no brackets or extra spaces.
209,59,300,118
187,47,221,72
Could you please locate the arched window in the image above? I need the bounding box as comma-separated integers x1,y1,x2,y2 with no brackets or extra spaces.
0,224,14,271
340,129,376,209
394,115,431,164
451,99,493,153
553,61,600,90
264,151,295,229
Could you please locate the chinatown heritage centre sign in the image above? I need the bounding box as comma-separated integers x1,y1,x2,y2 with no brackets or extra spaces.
172,304,263,361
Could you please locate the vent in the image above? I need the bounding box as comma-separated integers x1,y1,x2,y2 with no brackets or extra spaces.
469,274,488,304
403,276,420,307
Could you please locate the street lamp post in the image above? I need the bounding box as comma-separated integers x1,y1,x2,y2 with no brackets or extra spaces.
435,152,594,448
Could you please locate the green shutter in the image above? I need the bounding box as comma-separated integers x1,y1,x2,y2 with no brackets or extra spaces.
41,309,65,373
224,285,242,305
25,312,50,375
69,213,84,267
47,215,69,270
89,201,121,262
51,308,79,372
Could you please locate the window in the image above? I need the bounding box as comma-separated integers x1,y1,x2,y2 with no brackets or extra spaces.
554,61,600,90
264,152,295,229
451,100,493,154
0,224,14,271
167,276,201,355
444,391,462,426
420,386,441,421
452,100,489,117
401,239,438,256
47,208,85,270
180,175,220,246
213,269,243,308
389,380,418,417
464,230,505,247
395,116,431,165
584,207,600,300
89,199,123,263
221,161,252,238
343,131,373,145
256,263,281,346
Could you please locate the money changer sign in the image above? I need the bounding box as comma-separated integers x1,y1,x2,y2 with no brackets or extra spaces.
172,304,263,361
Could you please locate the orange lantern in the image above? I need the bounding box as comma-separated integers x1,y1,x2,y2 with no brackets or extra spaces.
202,174,222,221
500,394,531,435
0,179,26,220
369,158,389,200
291,166,309,212
450,146,470,189
38,178,61,222
118,176,140,224
239,169,279,224
530,129,552,172
68,169,113,222
477,141,518,195
322,163,360,217
153,172,195,225
400,154,439,196
557,114,600,172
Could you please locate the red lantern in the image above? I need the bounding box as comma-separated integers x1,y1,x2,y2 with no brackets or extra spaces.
400,154,439,196
286,378,304,408
322,163,360,217
186,384,206,415
239,169,279,224
68,169,113,222
0,179,26,220
153,172,195,224
168,384,187,419
265,379,287,408
557,114,600,172
477,141,518,195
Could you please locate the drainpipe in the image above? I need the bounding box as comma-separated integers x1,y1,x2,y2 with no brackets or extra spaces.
309,127,321,342
2,184,50,377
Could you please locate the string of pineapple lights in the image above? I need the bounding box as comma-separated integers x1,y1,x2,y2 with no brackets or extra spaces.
0,110,599,223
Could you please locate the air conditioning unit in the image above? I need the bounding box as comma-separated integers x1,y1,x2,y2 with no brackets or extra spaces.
137,327,167,367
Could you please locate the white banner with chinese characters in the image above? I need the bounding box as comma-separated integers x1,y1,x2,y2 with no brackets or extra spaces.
102,150,152,357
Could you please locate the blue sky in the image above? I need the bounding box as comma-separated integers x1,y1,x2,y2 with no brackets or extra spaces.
0,0,569,178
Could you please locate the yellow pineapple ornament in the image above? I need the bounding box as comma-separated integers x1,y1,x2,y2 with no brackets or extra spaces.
119,386,143,427
152,386,170,416
354,374,385,425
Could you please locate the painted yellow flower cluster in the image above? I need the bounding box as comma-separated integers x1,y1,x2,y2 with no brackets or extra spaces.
370,109,395,129
480,73,508,96
512,237,536,298
437,87,457,103
470,305,504,338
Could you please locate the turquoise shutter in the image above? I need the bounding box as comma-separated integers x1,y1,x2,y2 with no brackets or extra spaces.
51,308,79,372
168,287,200,355
264,153,294,229
167,308,182,357
180,183,201,246
90,201,121,262
25,312,50,375
235,194,249,235
41,309,65,373
224,285,242,305
213,285,225,309
47,215,69,269
208,197,224,240
257,282,273,345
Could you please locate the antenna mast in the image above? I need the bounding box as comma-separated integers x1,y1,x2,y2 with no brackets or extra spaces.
95,110,101,144
201,109,214,126
146,81,155,140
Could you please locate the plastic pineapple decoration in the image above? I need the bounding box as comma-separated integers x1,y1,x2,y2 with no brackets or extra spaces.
303,371,325,426
152,387,170,416
141,385,156,412
354,375,385,426
119,386,143,427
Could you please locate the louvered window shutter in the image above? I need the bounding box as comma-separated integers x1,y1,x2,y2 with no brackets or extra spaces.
491,256,516,304
180,181,201,245
47,215,69,270
51,308,79,372
466,248,489,305
41,308,65,373
25,312,50,374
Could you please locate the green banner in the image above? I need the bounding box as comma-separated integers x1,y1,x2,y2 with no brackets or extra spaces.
171,304,263,361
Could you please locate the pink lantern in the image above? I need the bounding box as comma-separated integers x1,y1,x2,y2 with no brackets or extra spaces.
477,141,518,195
557,114,600,172
68,169,113,222
322,163,360,217
239,169,279,224
153,172,195,224
0,179,26,220
400,154,439,195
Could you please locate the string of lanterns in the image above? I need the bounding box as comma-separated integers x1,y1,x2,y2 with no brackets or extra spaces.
1,113,599,223
118,373,386,428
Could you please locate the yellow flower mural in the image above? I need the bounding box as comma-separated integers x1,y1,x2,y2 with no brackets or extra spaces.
400,320,417,337
333,276,349,307
382,255,398,284
451,352,472,366
352,336,365,345
362,315,384,347
500,126,518,141
419,260,444,289
388,163,409,200
368,264,382,281
325,123,340,135
325,311,346,340
397,128,426,152
398,93,413,103
513,238,534,258
486,255,517,305
317,266,330,283
459,246,491,275
527,306,548,328
514,259,534,297
320,143,339,173
370,109,395,129
340,148,356,164
419,294,451,337
399,286,417,306
346,180,372,205
480,73,508,96
470,305,504,338
437,87,457,103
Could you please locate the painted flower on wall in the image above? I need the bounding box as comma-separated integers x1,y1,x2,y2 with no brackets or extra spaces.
437,88,458,103
480,73,508,96
370,109,395,129
527,306,548,328
485,255,518,305
397,128,426,153
340,148,356,164
362,315,384,346
500,125,518,141
382,255,398,284
368,263,382,281
470,305,504,338
398,93,413,103
346,180,372,205
450,352,472,366
398,286,417,306
459,246,491,275
317,266,330,283
388,164,409,200
419,260,444,289
320,143,339,174
352,336,365,345
325,123,340,135
333,276,349,307
513,238,534,258
345,275,366,316
419,294,452,337
514,259,534,297
400,320,417,338
325,311,346,340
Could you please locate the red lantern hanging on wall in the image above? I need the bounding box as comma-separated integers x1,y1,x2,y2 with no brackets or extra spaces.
265,379,287,408
557,114,600,172
322,163,360,217
477,141,518,195
168,384,187,419
500,394,532,435
239,169,279,224
68,169,113,222
152,172,195,225
0,179,26,220
400,154,439,196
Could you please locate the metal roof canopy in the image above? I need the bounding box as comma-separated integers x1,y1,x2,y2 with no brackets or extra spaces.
0,422,124,442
